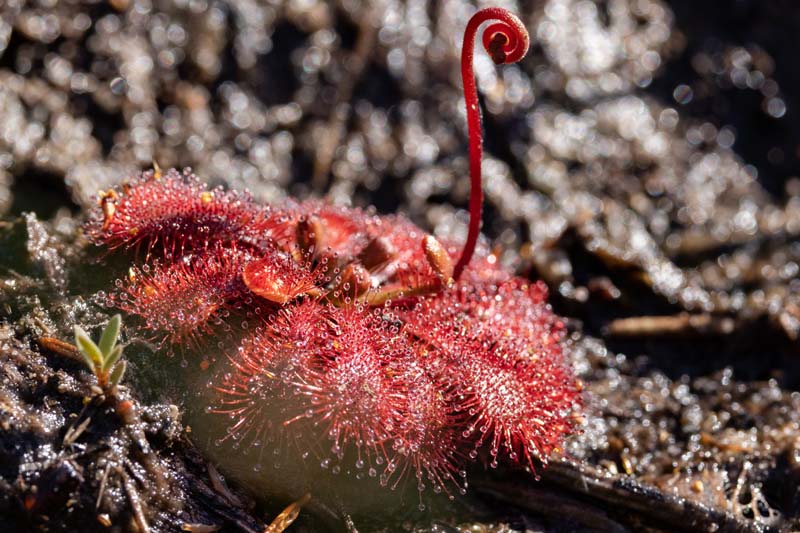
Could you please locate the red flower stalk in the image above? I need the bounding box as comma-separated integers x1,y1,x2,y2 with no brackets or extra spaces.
454,8,530,280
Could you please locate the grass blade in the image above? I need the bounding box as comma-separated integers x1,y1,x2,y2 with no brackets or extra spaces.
74,326,103,368
109,360,127,387
98,314,121,356
103,345,123,372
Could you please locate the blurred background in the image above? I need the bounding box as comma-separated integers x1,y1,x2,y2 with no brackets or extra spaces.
2,0,800,531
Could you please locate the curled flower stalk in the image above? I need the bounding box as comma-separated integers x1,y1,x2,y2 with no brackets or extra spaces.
455,7,530,280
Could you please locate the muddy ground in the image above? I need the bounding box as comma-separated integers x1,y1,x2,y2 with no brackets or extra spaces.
1,0,800,531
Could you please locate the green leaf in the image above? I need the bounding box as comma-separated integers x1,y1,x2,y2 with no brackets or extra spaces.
74,326,103,368
78,347,95,371
103,345,123,372
98,314,121,357
109,360,127,387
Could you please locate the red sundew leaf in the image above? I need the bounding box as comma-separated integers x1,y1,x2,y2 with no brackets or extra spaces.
455,350,578,469
260,200,373,260
242,249,319,305
281,306,413,464
213,301,467,492
305,202,372,253
380,357,467,497
85,168,285,258
296,314,404,462
402,276,581,471
109,246,250,345
211,300,331,446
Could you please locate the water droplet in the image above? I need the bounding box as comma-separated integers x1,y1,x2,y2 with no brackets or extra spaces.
766,97,787,118
673,84,693,105
110,77,127,95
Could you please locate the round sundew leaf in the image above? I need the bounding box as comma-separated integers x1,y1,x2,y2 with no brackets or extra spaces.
242,252,316,304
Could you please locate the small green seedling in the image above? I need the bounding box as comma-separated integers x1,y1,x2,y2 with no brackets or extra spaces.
74,314,127,391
